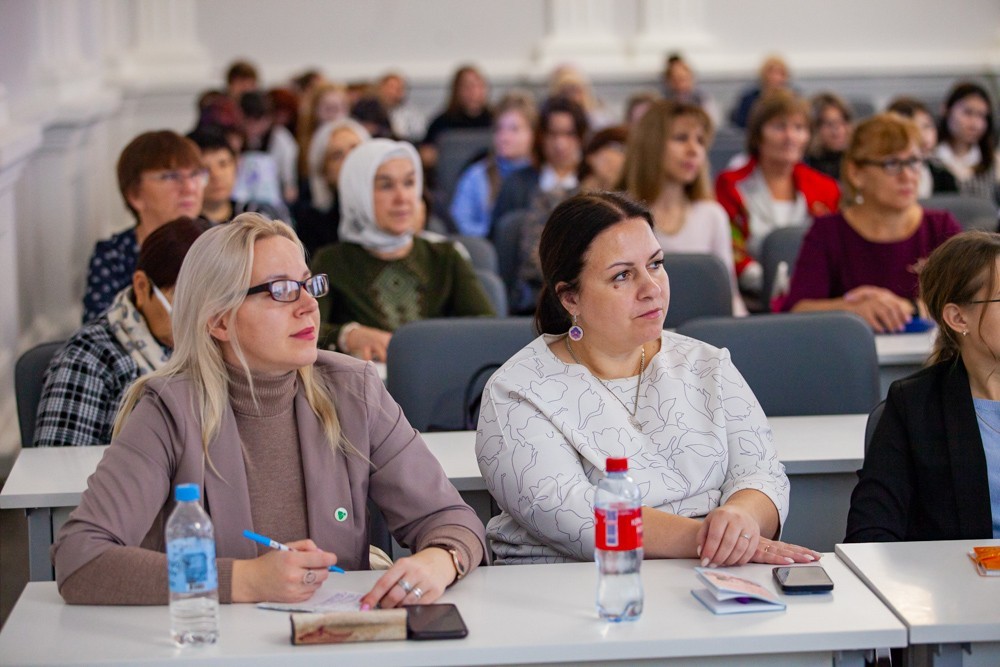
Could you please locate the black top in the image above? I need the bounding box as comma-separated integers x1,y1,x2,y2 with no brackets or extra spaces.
846,357,994,542
423,109,493,146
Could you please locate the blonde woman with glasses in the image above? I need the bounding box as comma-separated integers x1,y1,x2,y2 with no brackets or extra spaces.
53,214,485,609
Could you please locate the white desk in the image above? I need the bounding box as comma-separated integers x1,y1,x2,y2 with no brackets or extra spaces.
0,414,867,582
836,540,1000,667
875,330,935,396
0,556,904,666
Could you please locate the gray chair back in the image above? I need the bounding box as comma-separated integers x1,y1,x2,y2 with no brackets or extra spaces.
676,312,880,416
920,194,998,231
15,341,65,447
474,268,509,317
436,128,493,202
386,317,536,431
761,225,808,309
663,254,732,328
864,400,886,455
455,235,498,273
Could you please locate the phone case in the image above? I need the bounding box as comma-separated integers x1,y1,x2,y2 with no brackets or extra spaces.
772,566,834,594
406,604,469,640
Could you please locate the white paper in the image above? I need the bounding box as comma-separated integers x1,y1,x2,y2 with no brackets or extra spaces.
257,589,364,613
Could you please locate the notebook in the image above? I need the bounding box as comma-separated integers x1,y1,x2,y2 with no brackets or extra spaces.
691,567,786,614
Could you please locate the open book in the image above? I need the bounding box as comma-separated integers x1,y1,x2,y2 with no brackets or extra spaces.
691,568,786,614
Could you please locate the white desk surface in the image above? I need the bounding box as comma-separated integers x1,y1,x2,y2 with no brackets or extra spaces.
0,413,867,509
836,540,1000,645
874,330,935,366
0,556,904,666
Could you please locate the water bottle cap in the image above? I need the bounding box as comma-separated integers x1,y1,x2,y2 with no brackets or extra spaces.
606,457,628,472
174,483,200,502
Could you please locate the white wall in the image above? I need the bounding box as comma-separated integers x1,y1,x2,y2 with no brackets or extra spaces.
0,0,998,474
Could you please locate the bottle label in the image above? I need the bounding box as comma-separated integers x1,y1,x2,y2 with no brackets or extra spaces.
167,537,218,594
595,506,643,551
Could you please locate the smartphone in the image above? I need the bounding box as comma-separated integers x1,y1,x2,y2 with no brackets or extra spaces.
772,565,834,594
406,603,468,640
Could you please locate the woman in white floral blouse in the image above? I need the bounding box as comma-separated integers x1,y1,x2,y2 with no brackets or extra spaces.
476,191,821,566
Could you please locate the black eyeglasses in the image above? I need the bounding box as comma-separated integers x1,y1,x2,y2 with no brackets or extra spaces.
246,274,329,302
856,156,924,176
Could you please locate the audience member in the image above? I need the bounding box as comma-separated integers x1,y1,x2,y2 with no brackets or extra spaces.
783,113,961,329
83,131,206,323
476,192,821,566
52,214,485,605
491,96,589,225
548,64,615,130
805,92,853,180
420,65,493,172
237,91,298,207
577,126,628,193
351,95,394,139
290,69,324,99
295,119,371,257
847,230,1000,542
225,60,259,100
192,92,244,155
886,96,959,198
661,53,720,128
377,71,427,142
311,140,493,361
934,81,1000,205
36,218,210,446
624,90,660,128
268,87,299,135
189,129,280,224
622,100,747,315
296,82,350,184
716,90,840,296
450,92,537,237
729,55,792,129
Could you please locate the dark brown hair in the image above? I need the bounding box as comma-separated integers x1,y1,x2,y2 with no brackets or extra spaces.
578,125,629,182
622,100,713,204
226,60,258,85
939,81,997,176
746,89,810,158
446,65,488,115
135,217,213,290
117,131,203,222
535,96,589,165
920,230,1000,364
535,192,654,334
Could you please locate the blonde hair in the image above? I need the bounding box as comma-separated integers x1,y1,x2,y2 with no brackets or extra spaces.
113,214,349,469
842,113,922,203
622,100,714,205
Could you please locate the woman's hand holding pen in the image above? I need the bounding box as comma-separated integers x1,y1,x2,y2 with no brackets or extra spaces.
360,547,455,610
231,539,340,603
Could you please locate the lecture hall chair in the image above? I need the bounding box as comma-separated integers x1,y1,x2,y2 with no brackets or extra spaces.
662,253,733,328
920,194,998,232
14,340,64,447
760,225,808,311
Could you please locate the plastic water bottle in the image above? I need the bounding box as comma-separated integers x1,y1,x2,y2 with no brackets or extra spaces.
166,483,220,646
595,457,644,622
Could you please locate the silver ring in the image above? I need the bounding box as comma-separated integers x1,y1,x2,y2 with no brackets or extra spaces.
741,533,751,541
412,586,423,599
302,569,317,585
398,579,413,593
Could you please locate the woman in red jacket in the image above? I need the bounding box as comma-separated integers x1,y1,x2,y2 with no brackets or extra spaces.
715,90,840,298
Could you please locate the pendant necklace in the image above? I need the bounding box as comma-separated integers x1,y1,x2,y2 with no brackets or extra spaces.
565,336,646,433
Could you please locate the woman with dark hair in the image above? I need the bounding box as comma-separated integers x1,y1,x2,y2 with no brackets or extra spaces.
783,114,961,331
475,191,820,566
491,95,589,225
716,90,840,296
36,218,211,446
804,92,853,180
934,82,1000,205
887,96,959,198
450,92,537,237
847,231,1000,542
623,100,747,316
419,65,493,171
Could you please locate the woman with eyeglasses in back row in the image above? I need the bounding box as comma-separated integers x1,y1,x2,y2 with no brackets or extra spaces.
781,113,962,331
53,214,485,609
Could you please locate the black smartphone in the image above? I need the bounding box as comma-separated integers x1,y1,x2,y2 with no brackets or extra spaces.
772,565,834,594
406,603,468,640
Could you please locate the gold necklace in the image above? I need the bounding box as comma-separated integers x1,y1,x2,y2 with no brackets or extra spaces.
565,336,646,432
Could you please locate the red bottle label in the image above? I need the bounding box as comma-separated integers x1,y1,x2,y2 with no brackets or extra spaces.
595,506,643,551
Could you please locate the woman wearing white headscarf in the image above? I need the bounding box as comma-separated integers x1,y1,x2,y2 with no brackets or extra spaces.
311,139,494,361
294,118,371,257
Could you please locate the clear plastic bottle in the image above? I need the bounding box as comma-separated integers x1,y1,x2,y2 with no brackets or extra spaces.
166,483,220,646
594,457,644,622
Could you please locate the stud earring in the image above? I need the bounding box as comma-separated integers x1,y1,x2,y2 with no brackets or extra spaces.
962,330,969,337
568,314,584,341
854,192,864,205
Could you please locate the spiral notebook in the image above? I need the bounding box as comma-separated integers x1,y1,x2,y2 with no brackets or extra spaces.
691,568,786,614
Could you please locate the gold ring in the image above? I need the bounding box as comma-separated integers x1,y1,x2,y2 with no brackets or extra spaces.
763,545,770,553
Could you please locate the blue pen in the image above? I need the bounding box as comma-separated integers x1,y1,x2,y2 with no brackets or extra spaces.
242,529,346,573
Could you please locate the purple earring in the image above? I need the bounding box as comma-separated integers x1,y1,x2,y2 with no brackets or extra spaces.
568,314,584,341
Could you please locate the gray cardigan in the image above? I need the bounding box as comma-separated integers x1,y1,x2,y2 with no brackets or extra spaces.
52,351,485,602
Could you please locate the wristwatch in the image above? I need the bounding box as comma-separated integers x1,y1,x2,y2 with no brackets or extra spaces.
444,547,467,582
